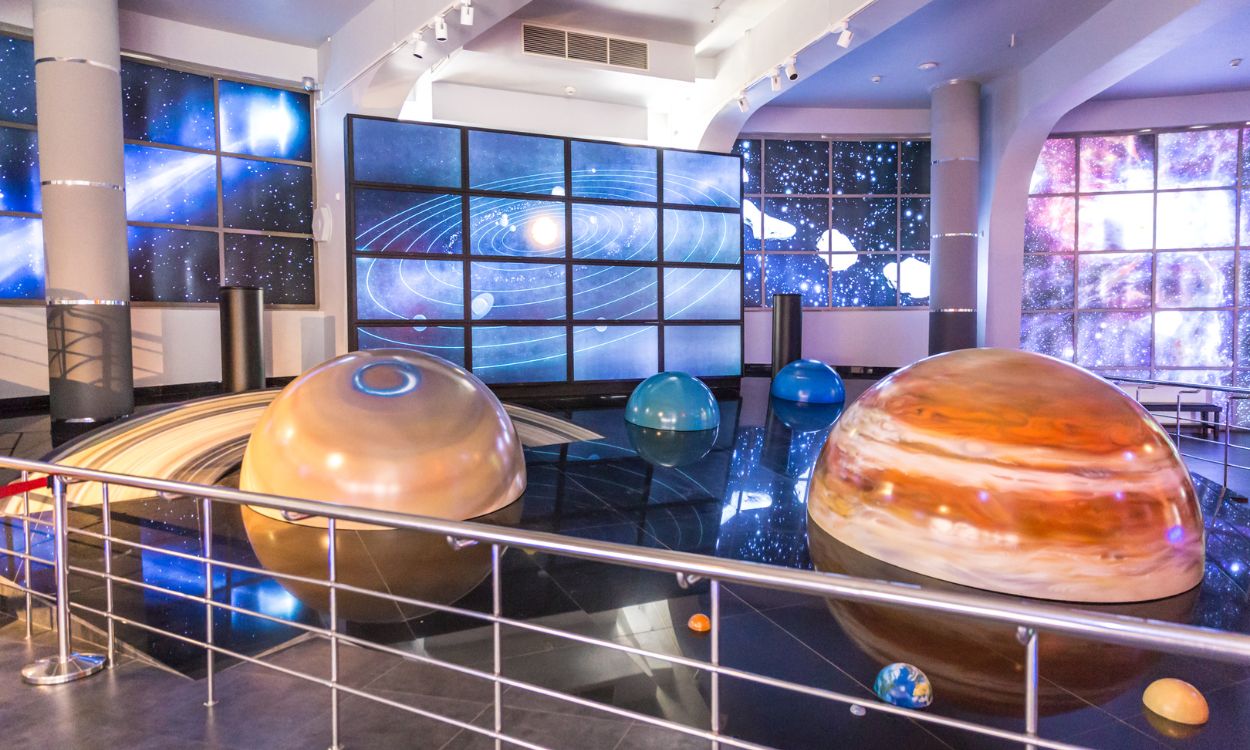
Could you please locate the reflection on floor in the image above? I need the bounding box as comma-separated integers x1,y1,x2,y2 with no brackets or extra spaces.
1,377,1250,748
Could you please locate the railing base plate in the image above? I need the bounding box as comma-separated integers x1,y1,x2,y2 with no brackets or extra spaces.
21,653,106,685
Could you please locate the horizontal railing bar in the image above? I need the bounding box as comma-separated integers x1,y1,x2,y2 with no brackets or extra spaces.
65,562,1084,749
6,455,1250,666
0,544,56,567
1110,376,1250,396
67,599,557,750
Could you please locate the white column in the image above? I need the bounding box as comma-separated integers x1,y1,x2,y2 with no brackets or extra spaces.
928,79,980,354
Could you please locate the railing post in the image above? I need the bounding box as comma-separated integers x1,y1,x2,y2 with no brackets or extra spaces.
710,579,721,750
328,517,342,750
203,497,217,707
21,469,32,639
491,543,503,750
101,483,115,667
21,474,105,684
1019,626,1038,750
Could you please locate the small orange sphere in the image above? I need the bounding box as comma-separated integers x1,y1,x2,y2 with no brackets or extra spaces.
687,613,711,633
1142,678,1209,726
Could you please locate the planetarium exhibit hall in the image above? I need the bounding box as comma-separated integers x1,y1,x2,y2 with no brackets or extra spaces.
3,0,1250,748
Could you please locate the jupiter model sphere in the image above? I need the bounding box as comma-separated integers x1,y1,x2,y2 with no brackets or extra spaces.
807,348,1203,603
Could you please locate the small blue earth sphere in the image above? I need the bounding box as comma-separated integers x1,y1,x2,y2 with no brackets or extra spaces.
770,359,845,404
625,372,720,431
874,663,933,709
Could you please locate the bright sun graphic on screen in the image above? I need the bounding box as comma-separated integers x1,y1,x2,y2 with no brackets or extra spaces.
528,215,561,247
247,98,295,154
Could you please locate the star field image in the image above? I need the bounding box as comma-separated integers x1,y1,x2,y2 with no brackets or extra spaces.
830,141,897,195
0,35,35,125
1158,129,1239,189
0,215,43,299
121,61,215,150
349,118,742,383
1019,312,1074,361
1077,252,1151,309
733,139,761,194
124,144,217,226
1157,189,1236,248
219,81,311,162
1156,251,1233,308
1029,138,1075,194
572,264,656,319
1075,311,1151,368
743,253,761,307
570,141,657,202
1078,193,1152,251
353,118,462,189
829,197,896,252
828,254,897,307
224,233,314,305
354,189,462,254
663,150,740,208
470,130,564,194
221,156,313,234
1155,310,1232,368
762,197,826,251
572,204,657,261
763,254,829,307
899,197,929,251
764,140,828,195
1079,134,1154,192
356,325,466,366
895,254,930,306
1024,196,1074,253
0,125,39,213
899,140,931,195
1021,254,1073,310
127,226,219,302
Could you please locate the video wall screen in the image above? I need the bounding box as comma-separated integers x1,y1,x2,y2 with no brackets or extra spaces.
347,116,744,386
0,33,315,306
1019,125,1250,396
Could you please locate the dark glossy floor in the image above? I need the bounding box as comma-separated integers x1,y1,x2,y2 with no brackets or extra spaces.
1,379,1250,748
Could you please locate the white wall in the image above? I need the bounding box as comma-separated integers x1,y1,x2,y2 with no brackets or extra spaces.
0,10,325,399
1054,90,1250,133
740,105,932,367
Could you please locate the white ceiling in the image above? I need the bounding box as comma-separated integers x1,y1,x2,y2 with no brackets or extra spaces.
118,0,372,47
1095,3,1250,101
767,0,1112,109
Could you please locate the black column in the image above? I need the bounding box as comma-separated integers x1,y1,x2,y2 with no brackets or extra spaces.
771,293,802,376
219,286,265,393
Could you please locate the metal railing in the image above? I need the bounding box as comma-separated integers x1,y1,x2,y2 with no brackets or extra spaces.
1108,375,1250,497
2,454,1250,749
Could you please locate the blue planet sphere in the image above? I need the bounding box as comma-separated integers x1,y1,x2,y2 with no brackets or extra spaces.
874,662,933,709
625,372,720,431
770,359,845,404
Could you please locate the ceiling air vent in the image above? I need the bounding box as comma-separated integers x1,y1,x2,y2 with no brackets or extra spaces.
522,24,649,71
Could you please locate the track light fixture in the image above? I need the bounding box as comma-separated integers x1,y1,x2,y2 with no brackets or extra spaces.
736,92,749,113
837,25,853,48
411,28,429,58
460,0,474,26
434,14,449,41
769,67,781,92
784,57,798,81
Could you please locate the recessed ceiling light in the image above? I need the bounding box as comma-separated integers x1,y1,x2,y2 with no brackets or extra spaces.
871,74,882,83
564,86,576,96
918,61,939,71
1231,58,1243,68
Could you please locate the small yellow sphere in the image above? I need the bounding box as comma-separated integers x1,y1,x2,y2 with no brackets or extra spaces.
1142,678,1209,726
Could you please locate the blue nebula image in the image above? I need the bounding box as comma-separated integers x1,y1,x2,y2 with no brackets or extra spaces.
663,209,741,263
472,325,567,383
744,253,762,307
224,233,314,305
663,150,740,208
218,80,311,162
664,325,741,376
829,254,897,307
733,139,761,194
470,261,565,320
572,264,656,319
573,325,658,380
900,140,931,195
121,60,215,150
570,140,657,201
0,215,43,300
764,254,829,307
469,197,565,257
470,130,564,194
764,140,828,195
221,156,312,234
762,197,827,251
664,268,741,320
354,189,462,254
900,197,929,251
829,197,896,252
128,226,219,303
0,35,36,125
830,141,898,194
357,325,466,367
0,125,39,213
124,144,217,226
355,257,464,321
571,203,657,261
352,118,461,188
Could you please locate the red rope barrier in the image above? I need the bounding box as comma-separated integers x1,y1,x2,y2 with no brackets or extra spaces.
0,476,49,499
